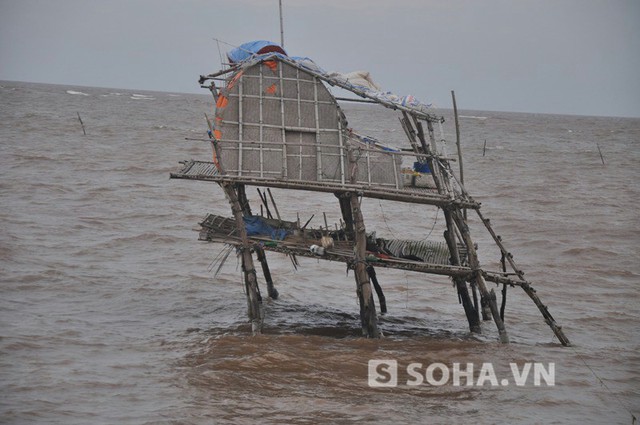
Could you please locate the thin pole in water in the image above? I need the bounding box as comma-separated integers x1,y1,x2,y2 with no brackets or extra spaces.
279,0,285,48
451,91,464,187
77,112,86,135
597,143,605,165
483,139,487,157
451,90,466,219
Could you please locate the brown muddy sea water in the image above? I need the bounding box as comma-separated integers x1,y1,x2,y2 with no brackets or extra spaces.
1,81,639,424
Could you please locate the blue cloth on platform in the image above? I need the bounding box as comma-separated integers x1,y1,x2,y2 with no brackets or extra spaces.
243,216,288,240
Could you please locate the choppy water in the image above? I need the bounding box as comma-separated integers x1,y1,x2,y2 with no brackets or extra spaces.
1,80,639,424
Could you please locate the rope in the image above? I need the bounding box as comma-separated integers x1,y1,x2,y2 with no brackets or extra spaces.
216,39,224,69
421,206,439,242
569,345,637,424
378,199,439,242
212,37,280,65
378,200,398,239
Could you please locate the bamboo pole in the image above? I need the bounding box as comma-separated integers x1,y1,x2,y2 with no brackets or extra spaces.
444,225,481,333
221,182,263,333
314,76,323,182
235,184,250,215
296,68,303,180
77,112,86,136
350,192,379,337
471,282,480,321
266,188,282,222
236,185,278,300
279,0,284,47
259,64,265,178
597,143,605,165
336,194,354,239
301,214,314,230
500,251,508,321
451,91,466,220
367,266,387,314
451,91,463,185
256,188,272,219
256,246,279,299
347,147,379,337
278,63,288,178
452,210,509,343
476,208,570,345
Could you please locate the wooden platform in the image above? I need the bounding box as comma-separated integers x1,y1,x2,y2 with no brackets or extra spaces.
197,213,526,288
171,160,479,209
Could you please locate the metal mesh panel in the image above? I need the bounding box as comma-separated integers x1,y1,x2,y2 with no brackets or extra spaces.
282,77,299,100
283,100,299,127
318,103,339,128
299,102,316,128
262,98,281,126
214,59,401,188
241,75,260,96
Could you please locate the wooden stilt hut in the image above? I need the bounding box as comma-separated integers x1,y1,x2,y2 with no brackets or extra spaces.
171,43,570,345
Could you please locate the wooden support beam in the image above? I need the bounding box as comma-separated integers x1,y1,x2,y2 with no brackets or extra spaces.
520,281,571,346
237,184,251,216
256,188,273,219
451,209,509,343
256,246,278,300
350,192,380,337
367,266,387,314
451,90,466,220
410,114,481,334
221,182,263,333
471,281,480,320
500,252,507,321
444,226,481,334
336,193,354,239
345,146,379,337
475,208,570,346
238,185,279,300
77,112,86,136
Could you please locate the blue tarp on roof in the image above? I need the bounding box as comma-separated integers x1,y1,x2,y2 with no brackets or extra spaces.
227,40,287,63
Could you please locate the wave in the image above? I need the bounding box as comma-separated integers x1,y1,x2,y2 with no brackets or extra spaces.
66,90,89,96
131,94,154,100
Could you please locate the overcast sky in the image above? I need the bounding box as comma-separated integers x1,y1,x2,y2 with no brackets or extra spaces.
1,0,639,117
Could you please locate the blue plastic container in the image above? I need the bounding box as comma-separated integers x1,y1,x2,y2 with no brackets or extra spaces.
413,161,431,173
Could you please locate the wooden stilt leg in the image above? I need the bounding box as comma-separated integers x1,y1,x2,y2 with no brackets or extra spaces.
349,193,380,338
240,250,263,329
367,266,387,314
481,295,492,321
410,118,483,334
340,142,379,338
256,246,278,299
500,252,507,321
471,281,480,321
444,218,481,333
221,182,263,334
237,184,252,216
452,210,509,343
336,193,354,240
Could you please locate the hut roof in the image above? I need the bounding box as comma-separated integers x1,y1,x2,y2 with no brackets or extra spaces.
202,52,443,123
